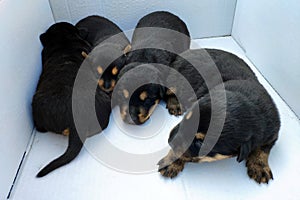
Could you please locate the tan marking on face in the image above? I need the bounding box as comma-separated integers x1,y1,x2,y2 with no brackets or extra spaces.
81,51,89,58
97,66,103,74
123,44,132,55
112,66,118,75
185,111,193,120
139,91,148,101
123,89,129,98
138,100,159,123
120,106,128,120
195,132,205,140
110,79,116,88
62,128,70,136
98,79,104,87
193,154,232,163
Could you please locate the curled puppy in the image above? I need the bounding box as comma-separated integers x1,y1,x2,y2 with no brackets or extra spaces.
32,22,111,177
158,80,280,184
165,49,257,116
76,15,131,93
113,63,165,125
127,11,190,66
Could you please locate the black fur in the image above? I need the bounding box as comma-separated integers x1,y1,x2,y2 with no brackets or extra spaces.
76,15,130,94
113,63,165,125
165,49,258,115
126,11,191,66
160,79,280,182
32,22,111,177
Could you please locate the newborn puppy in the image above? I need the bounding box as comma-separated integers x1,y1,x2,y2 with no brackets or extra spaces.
165,49,257,116
113,63,165,125
76,15,131,94
32,22,111,177
127,11,190,66
158,80,280,184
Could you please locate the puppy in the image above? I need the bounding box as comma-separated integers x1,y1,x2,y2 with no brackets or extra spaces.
158,80,280,184
76,15,131,94
113,63,165,125
32,22,111,177
127,11,191,66
165,49,257,116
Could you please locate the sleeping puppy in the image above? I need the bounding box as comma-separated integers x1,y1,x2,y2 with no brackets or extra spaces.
126,11,190,66
32,22,111,177
158,80,280,184
165,49,257,116
113,63,165,125
76,15,131,94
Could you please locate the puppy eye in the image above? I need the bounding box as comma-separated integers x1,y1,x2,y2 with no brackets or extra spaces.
139,91,148,101
112,66,118,75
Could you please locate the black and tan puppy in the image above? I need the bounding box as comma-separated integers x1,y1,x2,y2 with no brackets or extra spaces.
165,49,257,116
126,11,191,66
158,80,280,184
76,15,131,94
113,63,165,125
32,22,111,177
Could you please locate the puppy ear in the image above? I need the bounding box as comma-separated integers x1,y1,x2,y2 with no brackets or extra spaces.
78,27,89,40
39,33,48,46
159,85,166,99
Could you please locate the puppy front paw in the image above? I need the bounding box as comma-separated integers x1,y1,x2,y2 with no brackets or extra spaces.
158,158,185,178
166,97,184,116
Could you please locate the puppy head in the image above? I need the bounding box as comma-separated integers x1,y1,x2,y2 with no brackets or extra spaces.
84,43,127,93
40,22,85,47
115,63,165,125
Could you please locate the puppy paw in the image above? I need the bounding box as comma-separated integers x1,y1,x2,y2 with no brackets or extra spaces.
246,149,273,184
166,97,183,116
246,160,273,184
158,159,184,178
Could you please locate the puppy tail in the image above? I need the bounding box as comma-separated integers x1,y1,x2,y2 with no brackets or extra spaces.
36,129,85,177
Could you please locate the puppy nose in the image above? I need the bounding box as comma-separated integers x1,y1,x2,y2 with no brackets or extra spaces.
104,80,111,89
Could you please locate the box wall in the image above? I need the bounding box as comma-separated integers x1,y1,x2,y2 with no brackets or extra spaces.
0,0,54,198
232,0,300,117
49,0,237,39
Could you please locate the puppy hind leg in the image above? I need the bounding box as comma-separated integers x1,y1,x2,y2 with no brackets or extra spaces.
246,143,275,184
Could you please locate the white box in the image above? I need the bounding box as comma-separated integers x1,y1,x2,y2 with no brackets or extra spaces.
0,0,299,199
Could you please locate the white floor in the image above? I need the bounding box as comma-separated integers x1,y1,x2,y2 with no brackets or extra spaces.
10,37,300,200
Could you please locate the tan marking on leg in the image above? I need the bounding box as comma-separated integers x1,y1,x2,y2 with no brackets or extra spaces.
139,91,148,101
97,66,103,74
62,128,70,136
112,66,118,75
120,106,128,120
123,89,129,98
185,110,193,120
193,154,232,163
81,51,89,58
123,44,132,55
195,132,205,140
246,148,273,184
